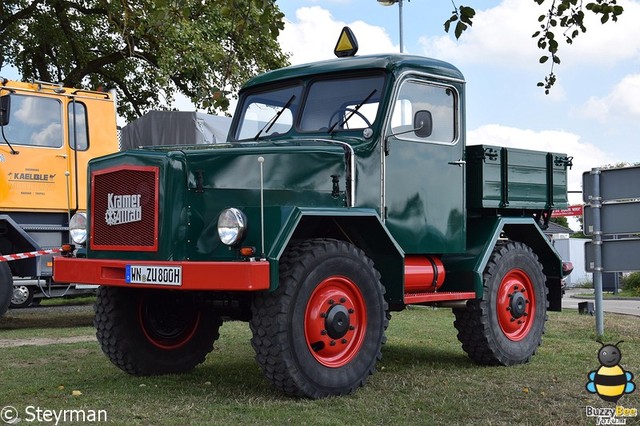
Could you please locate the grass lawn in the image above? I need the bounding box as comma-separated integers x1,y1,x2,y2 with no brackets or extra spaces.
39,296,97,307
1,305,638,425
574,290,640,299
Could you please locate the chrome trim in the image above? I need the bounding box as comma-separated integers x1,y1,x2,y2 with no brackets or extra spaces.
19,225,69,231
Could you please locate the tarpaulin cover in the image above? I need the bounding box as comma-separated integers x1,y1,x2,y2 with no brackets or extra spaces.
120,111,232,150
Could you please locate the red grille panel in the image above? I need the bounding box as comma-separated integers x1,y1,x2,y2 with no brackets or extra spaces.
90,165,159,251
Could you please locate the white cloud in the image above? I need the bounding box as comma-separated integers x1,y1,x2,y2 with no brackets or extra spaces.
279,7,397,65
420,0,540,66
468,124,615,204
580,73,640,121
419,0,640,69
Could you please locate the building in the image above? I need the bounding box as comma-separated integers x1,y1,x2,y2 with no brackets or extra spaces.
545,222,591,287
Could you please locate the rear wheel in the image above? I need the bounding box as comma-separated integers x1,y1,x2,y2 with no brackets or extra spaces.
453,241,548,366
250,239,389,398
0,262,13,317
94,286,222,375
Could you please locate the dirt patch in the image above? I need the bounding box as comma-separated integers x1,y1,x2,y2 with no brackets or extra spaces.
0,335,95,348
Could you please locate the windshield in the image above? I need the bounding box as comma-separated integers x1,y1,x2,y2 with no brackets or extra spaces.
234,84,302,141
233,72,386,141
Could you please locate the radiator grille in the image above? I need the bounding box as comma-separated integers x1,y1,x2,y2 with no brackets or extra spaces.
90,166,159,251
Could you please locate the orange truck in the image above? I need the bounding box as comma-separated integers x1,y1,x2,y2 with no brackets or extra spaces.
0,78,119,314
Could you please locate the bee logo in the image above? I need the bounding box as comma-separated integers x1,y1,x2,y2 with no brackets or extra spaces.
586,341,636,403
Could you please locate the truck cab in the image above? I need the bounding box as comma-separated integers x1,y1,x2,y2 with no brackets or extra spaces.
0,78,119,312
232,52,468,251
53,30,572,398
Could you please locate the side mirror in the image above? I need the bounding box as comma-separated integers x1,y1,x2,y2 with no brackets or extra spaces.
413,110,432,138
0,94,10,126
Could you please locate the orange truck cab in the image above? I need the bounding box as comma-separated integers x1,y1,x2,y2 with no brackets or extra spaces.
0,78,119,314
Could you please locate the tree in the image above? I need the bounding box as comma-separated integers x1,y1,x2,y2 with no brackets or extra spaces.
0,0,289,121
444,0,624,94
550,216,569,228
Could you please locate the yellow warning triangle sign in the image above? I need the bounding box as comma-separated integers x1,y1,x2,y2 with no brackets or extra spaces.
334,27,359,58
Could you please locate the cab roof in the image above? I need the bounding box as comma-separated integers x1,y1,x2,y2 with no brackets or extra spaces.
0,78,113,100
242,54,466,91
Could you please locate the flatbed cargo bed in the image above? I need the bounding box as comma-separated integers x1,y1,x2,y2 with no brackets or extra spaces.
466,144,570,211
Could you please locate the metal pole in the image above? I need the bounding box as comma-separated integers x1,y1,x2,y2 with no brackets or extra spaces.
399,0,404,53
258,156,265,260
589,168,604,336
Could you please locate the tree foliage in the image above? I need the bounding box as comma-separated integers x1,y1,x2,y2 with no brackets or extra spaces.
0,0,289,121
550,216,569,228
444,0,624,94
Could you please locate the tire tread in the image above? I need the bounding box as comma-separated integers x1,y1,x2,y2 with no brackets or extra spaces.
453,241,548,366
250,238,389,398
94,286,222,376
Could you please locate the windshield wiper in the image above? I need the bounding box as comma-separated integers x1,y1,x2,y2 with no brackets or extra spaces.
253,95,296,141
0,90,17,154
0,126,17,155
328,89,377,134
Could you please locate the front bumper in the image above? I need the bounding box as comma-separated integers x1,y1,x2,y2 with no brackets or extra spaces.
53,257,270,291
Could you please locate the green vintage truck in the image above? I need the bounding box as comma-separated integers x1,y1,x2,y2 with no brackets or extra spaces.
54,30,572,398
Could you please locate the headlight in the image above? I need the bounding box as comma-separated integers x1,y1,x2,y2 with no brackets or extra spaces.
217,208,247,246
69,212,88,245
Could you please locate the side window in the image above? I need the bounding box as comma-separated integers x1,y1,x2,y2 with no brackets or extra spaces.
68,101,89,150
390,81,457,143
2,94,63,147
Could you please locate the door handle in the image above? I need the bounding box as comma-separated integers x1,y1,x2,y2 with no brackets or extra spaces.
448,160,466,167
56,154,68,159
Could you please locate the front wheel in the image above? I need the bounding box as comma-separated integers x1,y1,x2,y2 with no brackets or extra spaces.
10,284,34,308
250,239,389,398
94,287,222,376
453,241,548,366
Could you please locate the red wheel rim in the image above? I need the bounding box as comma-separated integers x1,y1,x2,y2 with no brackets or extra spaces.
304,275,367,367
496,268,536,341
138,296,200,350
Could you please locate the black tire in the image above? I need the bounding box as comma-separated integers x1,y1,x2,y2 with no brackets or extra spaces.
10,284,34,309
0,262,13,317
250,239,389,398
94,286,222,376
453,241,548,366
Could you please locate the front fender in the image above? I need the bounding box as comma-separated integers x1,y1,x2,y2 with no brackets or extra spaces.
266,207,405,304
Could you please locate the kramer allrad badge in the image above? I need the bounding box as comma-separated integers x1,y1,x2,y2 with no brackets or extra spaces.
105,193,142,225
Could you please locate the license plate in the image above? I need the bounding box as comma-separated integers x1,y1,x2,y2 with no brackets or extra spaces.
125,265,182,286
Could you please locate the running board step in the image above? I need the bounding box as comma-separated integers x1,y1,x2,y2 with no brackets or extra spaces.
404,291,476,305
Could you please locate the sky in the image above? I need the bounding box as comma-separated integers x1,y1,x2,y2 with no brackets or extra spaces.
2,0,638,220
275,0,640,213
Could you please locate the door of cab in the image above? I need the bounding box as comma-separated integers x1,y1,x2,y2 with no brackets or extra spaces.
383,79,465,254
0,91,72,212
66,96,119,210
